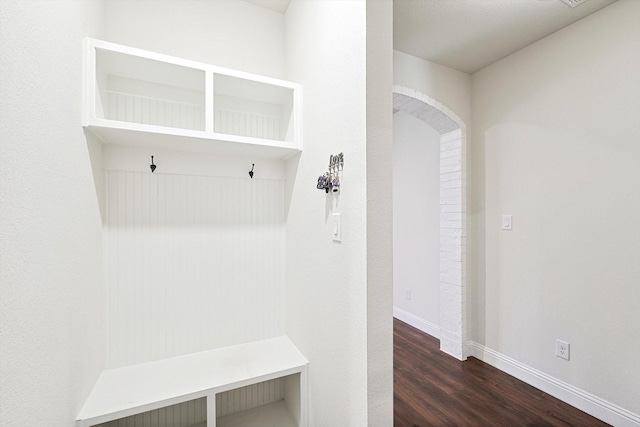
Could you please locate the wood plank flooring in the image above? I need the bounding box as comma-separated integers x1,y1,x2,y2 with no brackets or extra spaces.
394,318,610,427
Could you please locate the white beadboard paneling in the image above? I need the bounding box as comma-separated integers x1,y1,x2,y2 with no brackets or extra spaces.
102,145,287,181
95,397,207,427
107,91,205,131
105,171,286,368
214,108,281,140
216,378,285,418
213,91,287,141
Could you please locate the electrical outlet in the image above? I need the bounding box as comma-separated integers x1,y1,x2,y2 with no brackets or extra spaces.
556,339,570,360
405,289,412,300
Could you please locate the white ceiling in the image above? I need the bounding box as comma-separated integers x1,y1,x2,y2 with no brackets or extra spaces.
243,0,290,14
243,0,617,74
394,0,618,74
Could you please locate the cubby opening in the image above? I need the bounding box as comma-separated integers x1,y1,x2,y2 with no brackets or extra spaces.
93,397,207,427
213,73,294,142
86,374,302,427
95,48,206,131
216,374,301,427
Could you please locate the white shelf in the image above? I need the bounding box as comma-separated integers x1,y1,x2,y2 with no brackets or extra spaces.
76,336,308,427
84,38,302,159
217,401,297,427
87,120,300,159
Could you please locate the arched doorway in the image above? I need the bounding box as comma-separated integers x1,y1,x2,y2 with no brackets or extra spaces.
393,85,467,360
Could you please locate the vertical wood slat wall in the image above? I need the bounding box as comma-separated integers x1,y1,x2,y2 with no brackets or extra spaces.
105,171,286,369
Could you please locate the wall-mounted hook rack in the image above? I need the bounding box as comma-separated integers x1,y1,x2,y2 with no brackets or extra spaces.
317,152,344,193
328,152,344,173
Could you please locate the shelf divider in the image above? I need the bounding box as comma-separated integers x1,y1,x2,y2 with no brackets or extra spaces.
205,71,214,134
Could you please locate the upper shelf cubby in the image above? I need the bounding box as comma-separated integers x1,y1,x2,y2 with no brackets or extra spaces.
83,38,302,159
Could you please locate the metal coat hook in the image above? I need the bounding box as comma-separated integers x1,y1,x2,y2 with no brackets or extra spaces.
150,156,156,173
249,163,255,179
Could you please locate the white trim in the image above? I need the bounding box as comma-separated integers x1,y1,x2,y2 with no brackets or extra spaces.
393,306,440,339
467,341,640,427
87,38,299,89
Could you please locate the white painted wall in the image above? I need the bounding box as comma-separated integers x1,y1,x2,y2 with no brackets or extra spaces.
0,1,106,425
471,0,640,416
284,0,394,424
283,0,367,422
394,51,471,126
393,111,440,327
365,0,394,423
104,0,286,79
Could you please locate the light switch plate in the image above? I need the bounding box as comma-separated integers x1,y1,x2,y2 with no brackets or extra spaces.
502,215,513,230
332,213,341,242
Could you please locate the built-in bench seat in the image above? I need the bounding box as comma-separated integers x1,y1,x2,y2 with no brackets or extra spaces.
76,336,308,427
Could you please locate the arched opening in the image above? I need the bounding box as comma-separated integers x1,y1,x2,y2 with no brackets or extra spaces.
392,85,467,360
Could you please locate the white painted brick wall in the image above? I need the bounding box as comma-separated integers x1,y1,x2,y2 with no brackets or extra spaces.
441,188,465,201
440,228,465,238
441,138,461,149
441,171,462,182
440,179,464,190
441,147,462,159
441,204,464,213
440,212,463,220
439,127,466,360
441,129,462,141
441,259,463,269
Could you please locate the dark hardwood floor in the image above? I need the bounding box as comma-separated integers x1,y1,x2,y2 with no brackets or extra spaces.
394,318,610,427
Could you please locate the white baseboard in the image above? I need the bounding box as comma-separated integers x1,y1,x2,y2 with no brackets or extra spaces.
467,341,640,427
393,306,440,339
